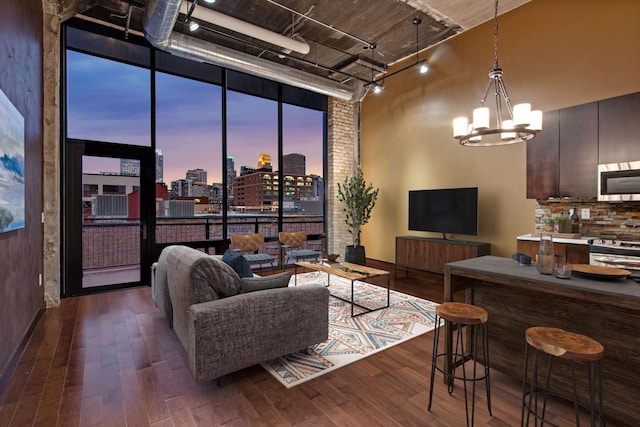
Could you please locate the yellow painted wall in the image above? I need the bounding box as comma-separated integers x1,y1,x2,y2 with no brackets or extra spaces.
360,0,640,262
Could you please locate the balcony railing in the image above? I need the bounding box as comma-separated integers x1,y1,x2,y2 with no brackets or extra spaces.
82,215,324,275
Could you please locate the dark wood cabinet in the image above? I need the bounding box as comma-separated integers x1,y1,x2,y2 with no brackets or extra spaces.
516,239,589,264
558,102,598,197
598,92,640,164
395,236,490,275
527,104,598,199
527,111,559,199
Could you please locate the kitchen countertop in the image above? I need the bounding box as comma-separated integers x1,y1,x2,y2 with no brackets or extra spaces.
446,255,640,301
517,233,593,245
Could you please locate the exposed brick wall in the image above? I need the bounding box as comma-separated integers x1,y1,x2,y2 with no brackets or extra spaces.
536,200,640,240
327,98,357,256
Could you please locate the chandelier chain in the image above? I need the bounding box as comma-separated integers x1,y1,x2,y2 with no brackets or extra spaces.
493,0,499,69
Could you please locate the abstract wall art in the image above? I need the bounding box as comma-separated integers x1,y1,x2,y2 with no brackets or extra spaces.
0,87,25,232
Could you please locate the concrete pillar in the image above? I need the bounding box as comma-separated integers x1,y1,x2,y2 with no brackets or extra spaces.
42,0,61,307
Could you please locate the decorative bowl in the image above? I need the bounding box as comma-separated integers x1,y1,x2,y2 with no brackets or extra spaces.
324,253,340,263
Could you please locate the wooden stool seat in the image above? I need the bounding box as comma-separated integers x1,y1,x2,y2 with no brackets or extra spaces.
525,327,604,362
436,302,488,325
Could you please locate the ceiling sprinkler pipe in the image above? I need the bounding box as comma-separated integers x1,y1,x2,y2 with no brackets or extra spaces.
179,3,311,55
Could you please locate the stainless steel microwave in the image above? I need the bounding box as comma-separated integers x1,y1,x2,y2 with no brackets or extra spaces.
598,161,640,201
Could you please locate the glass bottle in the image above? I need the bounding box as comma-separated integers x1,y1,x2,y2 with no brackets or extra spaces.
571,207,580,234
537,233,555,274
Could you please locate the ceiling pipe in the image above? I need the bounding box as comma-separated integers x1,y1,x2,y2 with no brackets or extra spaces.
143,0,358,101
179,3,310,55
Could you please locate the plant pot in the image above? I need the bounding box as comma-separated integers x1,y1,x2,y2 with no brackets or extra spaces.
344,245,366,265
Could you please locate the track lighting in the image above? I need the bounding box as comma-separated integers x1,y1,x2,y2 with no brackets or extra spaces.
188,20,200,32
419,60,428,74
373,82,384,94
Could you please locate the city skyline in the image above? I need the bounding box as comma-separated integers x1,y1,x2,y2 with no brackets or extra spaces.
68,50,324,184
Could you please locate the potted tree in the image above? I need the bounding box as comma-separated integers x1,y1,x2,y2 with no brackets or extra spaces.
336,169,379,265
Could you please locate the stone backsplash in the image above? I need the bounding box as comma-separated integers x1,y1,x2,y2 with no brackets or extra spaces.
536,199,640,241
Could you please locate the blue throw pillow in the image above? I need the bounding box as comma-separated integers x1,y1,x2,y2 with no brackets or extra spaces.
221,249,253,278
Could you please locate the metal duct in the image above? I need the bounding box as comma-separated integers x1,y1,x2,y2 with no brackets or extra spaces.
178,3,310,55
143,0,358,101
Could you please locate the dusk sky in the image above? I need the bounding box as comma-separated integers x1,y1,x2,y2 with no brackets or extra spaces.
67,50,324,184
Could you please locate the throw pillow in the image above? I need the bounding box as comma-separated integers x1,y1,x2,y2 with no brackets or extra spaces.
221,249,253,278
240,272,292,293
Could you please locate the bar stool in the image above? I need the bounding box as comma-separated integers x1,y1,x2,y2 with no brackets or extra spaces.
428,302,492,427
521,326,605,426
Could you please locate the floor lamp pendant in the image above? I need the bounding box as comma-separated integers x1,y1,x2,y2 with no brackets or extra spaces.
453,0,542,146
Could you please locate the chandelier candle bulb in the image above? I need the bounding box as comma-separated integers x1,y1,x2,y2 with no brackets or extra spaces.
453,117,469,138
513,103,531,127
473,107,490,130
501,120,516,141
529,110,543,131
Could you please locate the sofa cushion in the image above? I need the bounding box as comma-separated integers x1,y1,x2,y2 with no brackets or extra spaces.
221,249,253,278
240,271,292,293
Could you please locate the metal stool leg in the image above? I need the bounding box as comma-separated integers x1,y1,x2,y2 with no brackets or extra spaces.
427,315,441,411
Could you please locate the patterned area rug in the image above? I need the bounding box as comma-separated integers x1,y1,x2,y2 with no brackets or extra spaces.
260,271,439,388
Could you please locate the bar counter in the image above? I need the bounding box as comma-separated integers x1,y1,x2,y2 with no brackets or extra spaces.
444,256,640,427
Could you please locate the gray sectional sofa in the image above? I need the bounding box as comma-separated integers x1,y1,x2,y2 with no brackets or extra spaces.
153,245,329,383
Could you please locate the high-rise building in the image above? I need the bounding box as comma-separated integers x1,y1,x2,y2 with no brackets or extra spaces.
171,179,192,197
226,156,236,202
240,165,256,176
120,159,140,176
257,152,272,171
155,149,164,182
120,152,164,182
186,168,207,184
283,153,306,175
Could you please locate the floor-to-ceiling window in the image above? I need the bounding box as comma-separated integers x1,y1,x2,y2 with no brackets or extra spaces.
155,71,223,253
62,19,327,292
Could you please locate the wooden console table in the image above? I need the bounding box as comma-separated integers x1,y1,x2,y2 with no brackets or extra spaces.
444,255,640,427
395,236,490,276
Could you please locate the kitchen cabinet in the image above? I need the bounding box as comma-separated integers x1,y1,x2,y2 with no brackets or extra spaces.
516,239,589,264
526,111,559,199
558,103,598,197
526,103,598,199
598,92,640,164
395,236,490,275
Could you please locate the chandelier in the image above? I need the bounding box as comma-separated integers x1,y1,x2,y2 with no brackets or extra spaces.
453,0,542,146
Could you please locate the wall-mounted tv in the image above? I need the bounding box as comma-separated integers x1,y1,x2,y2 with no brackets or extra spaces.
408,187,478,236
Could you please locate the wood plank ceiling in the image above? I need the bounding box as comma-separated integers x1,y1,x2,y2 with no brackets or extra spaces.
59,0,530,86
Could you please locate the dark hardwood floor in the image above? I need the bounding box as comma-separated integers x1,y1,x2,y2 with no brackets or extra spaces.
0,260,618,426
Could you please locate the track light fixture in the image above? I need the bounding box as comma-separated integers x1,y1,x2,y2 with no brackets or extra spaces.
184,0,200,32
373,82,384,94
419,60,428,74
188,20,200,32
413,18,428,75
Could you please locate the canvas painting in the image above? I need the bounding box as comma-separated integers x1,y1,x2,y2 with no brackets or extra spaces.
0,87,25,232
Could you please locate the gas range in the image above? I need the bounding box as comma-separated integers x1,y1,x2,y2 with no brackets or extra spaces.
589,239,640,254
589,238,640,272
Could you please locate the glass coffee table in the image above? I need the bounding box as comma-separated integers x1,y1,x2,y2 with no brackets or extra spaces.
295,261,390,317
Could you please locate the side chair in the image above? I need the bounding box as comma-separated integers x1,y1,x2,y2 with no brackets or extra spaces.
278,231,321,270
229,233,276,271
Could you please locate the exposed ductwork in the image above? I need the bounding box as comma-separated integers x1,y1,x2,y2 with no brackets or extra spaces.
143,0,359,101
179,3,310,55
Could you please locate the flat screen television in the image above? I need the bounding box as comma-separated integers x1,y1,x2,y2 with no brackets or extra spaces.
408,187,478,236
